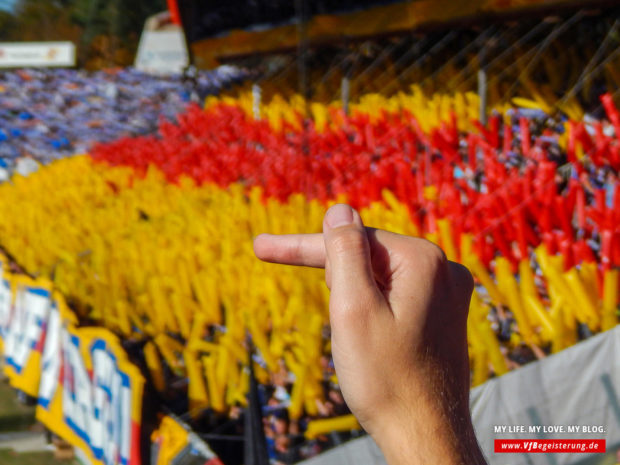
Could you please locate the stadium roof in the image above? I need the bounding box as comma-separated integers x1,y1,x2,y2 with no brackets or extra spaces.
178,0,404,41
176,0,616,67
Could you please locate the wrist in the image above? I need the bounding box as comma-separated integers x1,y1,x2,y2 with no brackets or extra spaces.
371,408,485,465
366,368,486,465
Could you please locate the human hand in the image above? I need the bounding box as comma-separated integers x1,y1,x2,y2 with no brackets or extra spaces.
254,204,486,464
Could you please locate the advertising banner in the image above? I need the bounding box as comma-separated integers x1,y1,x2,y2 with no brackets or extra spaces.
2,276,52,398
0,258,223,465
36,305,145,465
0,259,12,354
0,42,76,68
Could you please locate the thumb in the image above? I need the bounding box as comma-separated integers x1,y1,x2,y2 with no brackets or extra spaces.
323,204,382,311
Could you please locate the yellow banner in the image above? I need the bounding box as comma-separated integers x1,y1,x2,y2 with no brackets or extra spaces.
151,416,223,465
36,296,145,465
0,257,12,354
3,276,52,397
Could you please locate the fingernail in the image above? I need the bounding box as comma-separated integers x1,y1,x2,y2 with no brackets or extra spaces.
325,204,354,228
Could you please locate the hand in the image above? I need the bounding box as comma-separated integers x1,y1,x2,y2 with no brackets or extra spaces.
254,204,486,464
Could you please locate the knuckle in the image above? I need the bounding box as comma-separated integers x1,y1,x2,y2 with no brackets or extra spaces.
412,238,447,271
426,241,448,264
328,228,368,256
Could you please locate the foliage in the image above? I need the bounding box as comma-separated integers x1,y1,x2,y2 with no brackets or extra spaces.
4,0,167,68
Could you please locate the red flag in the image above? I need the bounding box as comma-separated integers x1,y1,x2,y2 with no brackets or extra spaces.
167,0,182,25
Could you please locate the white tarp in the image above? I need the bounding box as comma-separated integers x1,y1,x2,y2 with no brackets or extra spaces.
134,29,188,75
299,326,620,465
0,42,75,68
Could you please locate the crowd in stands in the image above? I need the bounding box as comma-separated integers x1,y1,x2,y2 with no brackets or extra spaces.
0,66,248,180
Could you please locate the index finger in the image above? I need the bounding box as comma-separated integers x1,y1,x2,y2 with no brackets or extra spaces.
253,233,325,268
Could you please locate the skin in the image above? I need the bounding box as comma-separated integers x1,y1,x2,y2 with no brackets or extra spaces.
254,203,487,464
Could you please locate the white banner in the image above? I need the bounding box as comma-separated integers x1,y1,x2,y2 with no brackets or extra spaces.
135,30,188,74
0,42,76,68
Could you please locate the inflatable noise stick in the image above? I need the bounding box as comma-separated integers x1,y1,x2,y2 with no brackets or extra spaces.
523,295,555,342
563,268,599,331
184,350,209,417
518,260,540,324
471,347,489,387
496,257,535,345
144,341,166,393
477,320,508,377
288,367,306,421
437,218,458,262
304,415,360,440
154,334,185,376
465,255,505,307
602,269,619,331
203,354,225,413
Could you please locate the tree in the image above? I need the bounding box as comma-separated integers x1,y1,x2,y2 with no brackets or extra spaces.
6,0,167,67
11,0,79,41
0,10,17,40
70,0,166,66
